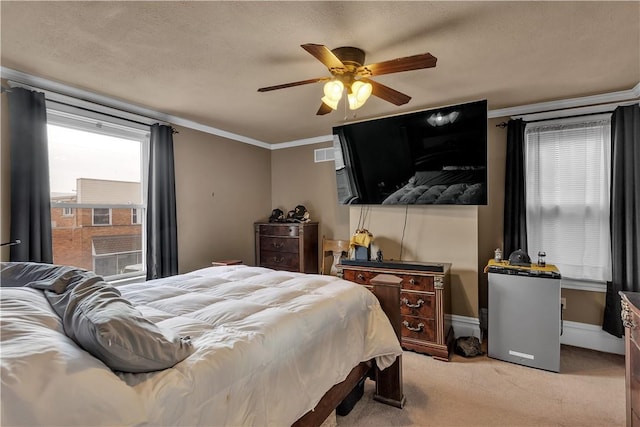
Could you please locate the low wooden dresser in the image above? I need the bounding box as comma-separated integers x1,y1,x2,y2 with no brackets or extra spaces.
620,291,640,427
340,260,453,361
255,222,319,273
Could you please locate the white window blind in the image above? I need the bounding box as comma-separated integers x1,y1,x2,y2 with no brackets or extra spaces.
525,114,612,282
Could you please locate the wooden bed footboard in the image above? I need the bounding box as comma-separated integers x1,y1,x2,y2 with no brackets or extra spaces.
292,273,405,426
292,362,371,427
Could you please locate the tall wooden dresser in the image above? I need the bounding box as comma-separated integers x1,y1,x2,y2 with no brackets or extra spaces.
340,260,453,361
254,222,319,273
620,291,640,427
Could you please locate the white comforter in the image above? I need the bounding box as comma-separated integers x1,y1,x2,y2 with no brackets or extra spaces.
1,265,402,426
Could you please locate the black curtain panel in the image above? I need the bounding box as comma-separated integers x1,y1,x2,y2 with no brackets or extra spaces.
146,123,178,280
503,118,528,257
603,104,640,337
7,87,53,263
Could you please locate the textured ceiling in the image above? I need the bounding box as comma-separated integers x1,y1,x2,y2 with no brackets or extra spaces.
1,1,638,144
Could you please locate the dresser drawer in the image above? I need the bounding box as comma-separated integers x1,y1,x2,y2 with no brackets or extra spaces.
343,269,435,292
400,291,434,318
260,237,299,254
260,250,300,271
259,224,299,237
401,315,435,342
342,269,377,286
398,274,434,292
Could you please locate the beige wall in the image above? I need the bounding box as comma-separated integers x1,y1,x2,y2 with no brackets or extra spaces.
477,118,509,310
271,116,606,325
0,115,273,270
172,126,271,273
0,93,608,326
349,205,480,318
270,143,350,241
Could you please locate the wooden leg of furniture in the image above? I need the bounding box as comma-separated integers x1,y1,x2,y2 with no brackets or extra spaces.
292,362,371,427
371,274,406,408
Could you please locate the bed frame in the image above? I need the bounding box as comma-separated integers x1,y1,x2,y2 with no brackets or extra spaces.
293,274,405,426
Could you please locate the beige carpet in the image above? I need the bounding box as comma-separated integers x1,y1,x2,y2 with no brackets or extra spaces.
338,345,625,427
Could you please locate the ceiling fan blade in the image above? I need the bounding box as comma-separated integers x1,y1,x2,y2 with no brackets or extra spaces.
301,44,346,72
316,102,334,116
358,53,437,77
362,78,411,106
258,77,327,92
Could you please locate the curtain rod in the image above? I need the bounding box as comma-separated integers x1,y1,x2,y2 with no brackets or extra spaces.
7,80,172,129
513,100,638,122
2,84,177,134
48,98,157,129
495,99,638,127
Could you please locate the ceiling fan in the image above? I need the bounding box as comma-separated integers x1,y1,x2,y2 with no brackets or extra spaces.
257,43,437,115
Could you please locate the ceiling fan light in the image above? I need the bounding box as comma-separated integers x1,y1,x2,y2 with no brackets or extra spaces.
321,96,339,110
323,80,344,101
347,93,361,110
348,81,373,110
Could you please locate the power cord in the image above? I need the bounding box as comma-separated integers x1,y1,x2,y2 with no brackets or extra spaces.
399,205,408,260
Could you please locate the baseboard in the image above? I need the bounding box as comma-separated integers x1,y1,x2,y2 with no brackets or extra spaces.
561,320,624,355
448,314,625,355
447,314,482,341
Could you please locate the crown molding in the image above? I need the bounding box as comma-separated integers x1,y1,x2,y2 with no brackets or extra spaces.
3,67,637,151
488,82,640,119
271,134,334,150
0,67,271,149
281,83,639,149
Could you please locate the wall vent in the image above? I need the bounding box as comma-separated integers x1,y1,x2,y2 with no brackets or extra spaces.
314,147,335,163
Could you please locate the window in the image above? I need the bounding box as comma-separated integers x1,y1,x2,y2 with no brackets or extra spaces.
525,114,612,286
92,208,111,225
131,208,141,225
47,104,149,280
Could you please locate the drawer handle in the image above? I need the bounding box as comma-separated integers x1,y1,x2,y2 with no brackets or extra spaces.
621,299,636,329
401,298,425,308
402,321,424,332
272,256,285,263
409,278,416,285
357,274,365,281
272,242,284,249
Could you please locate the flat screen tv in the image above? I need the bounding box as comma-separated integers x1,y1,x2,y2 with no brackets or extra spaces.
333,99,487,205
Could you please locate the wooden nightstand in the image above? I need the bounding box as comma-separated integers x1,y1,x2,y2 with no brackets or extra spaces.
340,260,453,361
212,259,243,266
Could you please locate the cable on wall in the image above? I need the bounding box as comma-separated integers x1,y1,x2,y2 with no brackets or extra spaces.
398,205,409,261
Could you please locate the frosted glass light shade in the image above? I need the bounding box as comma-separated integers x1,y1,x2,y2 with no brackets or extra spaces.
321,80,344,110
348,81,373,110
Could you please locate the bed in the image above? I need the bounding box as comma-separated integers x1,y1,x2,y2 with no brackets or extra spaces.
382,168,487,205
0,262,403,426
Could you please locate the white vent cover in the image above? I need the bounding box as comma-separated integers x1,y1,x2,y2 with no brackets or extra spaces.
314,147,335,163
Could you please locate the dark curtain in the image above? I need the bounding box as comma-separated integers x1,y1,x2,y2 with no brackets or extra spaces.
503,118,528,257
146,123,178,280
7,87,53,263
603,104,640,337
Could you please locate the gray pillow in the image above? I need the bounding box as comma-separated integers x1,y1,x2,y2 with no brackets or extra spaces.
5,262,195,373
66,281,194,373
1,262,81,293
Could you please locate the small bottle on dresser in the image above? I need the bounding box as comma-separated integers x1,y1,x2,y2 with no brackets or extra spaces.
537,251,546,267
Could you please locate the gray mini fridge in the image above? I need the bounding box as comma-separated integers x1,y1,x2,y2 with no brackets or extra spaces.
488,265,562,372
